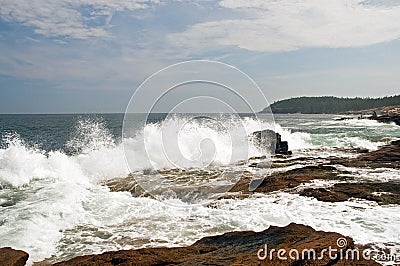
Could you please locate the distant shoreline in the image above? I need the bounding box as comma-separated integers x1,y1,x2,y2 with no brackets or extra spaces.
261,95,400,114
338,105,400,115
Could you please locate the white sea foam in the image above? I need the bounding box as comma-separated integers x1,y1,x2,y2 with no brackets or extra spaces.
19,191,400,264
334,165,400,182
327,118,388,127
0,116,399,265
340,136,385,151
66,117,116,154
122,115,278,171
275,125,313,150
5,115,377,189
0,135,127,187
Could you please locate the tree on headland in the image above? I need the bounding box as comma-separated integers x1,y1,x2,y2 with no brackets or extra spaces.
262,95,400,114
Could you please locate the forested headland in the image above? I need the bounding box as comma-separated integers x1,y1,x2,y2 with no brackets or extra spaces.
262,95,400,114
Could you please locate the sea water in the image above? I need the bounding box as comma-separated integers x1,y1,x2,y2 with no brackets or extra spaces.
0,113,399,264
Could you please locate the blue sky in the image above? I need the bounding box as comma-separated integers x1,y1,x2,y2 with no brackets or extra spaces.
0,0,400,113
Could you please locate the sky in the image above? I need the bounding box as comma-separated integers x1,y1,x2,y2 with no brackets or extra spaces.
0,0,400,113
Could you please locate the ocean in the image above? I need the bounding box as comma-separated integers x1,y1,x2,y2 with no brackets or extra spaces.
0,113,399,264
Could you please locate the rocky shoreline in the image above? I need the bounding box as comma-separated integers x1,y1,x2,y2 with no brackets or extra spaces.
86,140,399,265
375,114,400,126
229,140,400,205
0,222,386,266
53,223,379,265
338,106,400,126
2,139,399,265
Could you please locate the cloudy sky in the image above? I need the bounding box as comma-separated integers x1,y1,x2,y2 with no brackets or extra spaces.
0,0,400,113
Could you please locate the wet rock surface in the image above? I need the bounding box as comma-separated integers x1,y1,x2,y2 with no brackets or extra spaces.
85,139,400,266
333,140,400,169
229,165,348,194
105,174,147,197
54,223,379,266
229,140,400,204
375,114,400,126
300,181,400,205
0,247,29,266
106,141,400,205
251,129,292,155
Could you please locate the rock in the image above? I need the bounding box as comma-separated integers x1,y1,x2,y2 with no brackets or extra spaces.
300,181,400,205
251,130,292,155
334,113,400,126
229,165,348,194
375,114,400,126
358,140,400,162
230,141,400,203
251,129,276,153
276,140,291,155
0,247,29,266
334,117,352,121
54,223,379,266
104,174,148,197
334,140,400,169
340,105,400,116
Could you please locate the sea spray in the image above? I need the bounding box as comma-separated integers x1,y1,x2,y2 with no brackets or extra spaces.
1,114,399,265
66,116,116,154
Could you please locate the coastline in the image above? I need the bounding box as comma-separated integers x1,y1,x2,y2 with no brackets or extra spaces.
2,138,399,265
0,223,382,266
53,223,380,266
58,139,400,265
339,105,400,116
2,0,400,264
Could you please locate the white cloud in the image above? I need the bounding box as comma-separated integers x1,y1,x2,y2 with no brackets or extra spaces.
169,0,400,52
0,0,152,39
0,39,166,91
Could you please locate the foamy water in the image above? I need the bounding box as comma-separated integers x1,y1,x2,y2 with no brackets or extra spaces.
0,114,399,264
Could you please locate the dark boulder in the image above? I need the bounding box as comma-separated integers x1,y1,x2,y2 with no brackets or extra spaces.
0,247,29,266
251,129,292,155
374,114,400,126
